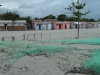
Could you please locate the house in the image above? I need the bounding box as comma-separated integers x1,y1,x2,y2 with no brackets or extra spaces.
32,20,43,29
33,22,52,30
53,21,70,30
44,19,57,30
96,22,100,28
70,21,87,29
86,22,96,29
0,20,27,31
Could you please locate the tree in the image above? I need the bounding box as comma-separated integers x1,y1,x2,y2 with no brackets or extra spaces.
0,11,20,30
0,11,33,29
25,16,32,29
34,17,39,20
89,18,96,22
97,18,100,22
57,14,66,21
67,17,77,21
0,11,20,20
43,14,56,19
66,0,90,38
19,16,32,29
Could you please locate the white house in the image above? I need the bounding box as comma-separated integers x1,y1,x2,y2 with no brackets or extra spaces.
0,20,27,31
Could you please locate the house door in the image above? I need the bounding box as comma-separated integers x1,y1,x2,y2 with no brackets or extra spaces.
65,24,66,29
59,24,61,29
4,24,8,30
46,25,48,30
39,25,41,30
75,24,77,29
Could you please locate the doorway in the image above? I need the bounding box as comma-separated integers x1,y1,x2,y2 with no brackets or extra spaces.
4,24,8,30
39,24,41,30
59,24,61,29
65,24,67,29
75,24,77,29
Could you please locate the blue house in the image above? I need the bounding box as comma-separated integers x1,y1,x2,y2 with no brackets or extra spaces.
33,22,52,30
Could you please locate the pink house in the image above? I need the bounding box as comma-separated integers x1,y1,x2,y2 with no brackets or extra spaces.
53,21,70,30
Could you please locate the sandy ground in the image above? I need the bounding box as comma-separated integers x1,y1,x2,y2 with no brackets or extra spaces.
0,28,100,75
0,28,100,41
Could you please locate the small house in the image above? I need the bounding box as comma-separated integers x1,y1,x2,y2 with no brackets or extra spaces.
86,22,96,29
33,22,52,30
53,21,70,30
0,20,27,31
32,20,43,29
96,22,100,28
70,22,87,29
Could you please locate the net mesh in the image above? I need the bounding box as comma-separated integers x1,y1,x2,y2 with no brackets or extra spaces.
0,37,100,74
0,41,70,64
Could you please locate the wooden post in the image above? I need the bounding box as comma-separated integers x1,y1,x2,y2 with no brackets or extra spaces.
23,34,25,40
12,36,15,41
2,37,4,41
27,35,29,40
41,33,42,39
49,33,51,39
34,34,35,40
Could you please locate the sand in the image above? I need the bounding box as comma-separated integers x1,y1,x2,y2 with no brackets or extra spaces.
0,28,100,75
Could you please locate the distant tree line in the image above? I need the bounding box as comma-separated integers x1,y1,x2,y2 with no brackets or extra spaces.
34,14,97,22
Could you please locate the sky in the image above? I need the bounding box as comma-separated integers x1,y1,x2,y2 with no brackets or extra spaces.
0,0,99,20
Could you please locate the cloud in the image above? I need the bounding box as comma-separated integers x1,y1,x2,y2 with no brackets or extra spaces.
0,0,99,20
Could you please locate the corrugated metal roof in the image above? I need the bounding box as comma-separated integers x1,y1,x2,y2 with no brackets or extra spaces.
34,22,52,24
54,21,70,24
44,19,57,22
0,20,12,23
32,20,43,22
0,20,26,23
15,20,26,23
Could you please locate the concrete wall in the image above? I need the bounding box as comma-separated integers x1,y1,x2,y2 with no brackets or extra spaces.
0,26,27,31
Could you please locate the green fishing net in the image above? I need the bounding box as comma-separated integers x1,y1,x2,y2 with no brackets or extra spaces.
0,37,100,74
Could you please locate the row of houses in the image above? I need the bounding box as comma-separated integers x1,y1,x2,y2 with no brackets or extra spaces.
32,21,70,30
32,19,100,30
0,19,100,31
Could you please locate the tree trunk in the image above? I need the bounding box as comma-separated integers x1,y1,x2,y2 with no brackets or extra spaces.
77,8,80,39
77,21,79,38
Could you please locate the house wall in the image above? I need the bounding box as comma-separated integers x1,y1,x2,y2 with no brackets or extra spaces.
0,26,27,31
54,24,58,30
96,24,100,28
42,24,52,30
54,24,63,30
34,24,41,30
66,23,70,29
70,24,75,29
34,23,52,30
86,24,94,29
54,23,70,30
70,22,87,29
0,20,27,31
79,24,86,29
32,24,34,30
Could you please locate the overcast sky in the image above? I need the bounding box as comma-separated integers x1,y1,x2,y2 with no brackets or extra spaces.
0,0,99,20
